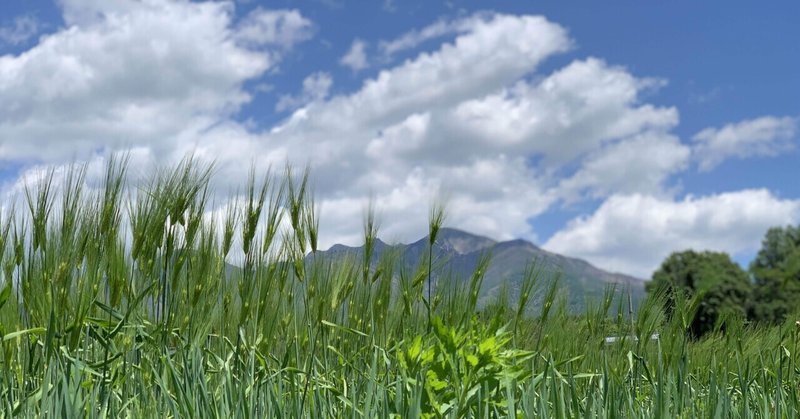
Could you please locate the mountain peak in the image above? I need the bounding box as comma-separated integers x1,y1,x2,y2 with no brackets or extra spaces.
433,228,497,255
435,227,489,239
496,238,539,251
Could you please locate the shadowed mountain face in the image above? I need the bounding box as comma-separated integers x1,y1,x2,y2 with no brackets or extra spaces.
320,228,646,313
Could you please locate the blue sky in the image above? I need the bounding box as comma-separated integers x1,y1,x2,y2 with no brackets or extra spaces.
0,0,798,277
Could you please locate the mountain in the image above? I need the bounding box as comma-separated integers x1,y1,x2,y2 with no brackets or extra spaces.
318,228,646,313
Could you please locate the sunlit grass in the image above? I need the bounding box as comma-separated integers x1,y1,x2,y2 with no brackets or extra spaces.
0,156,798,417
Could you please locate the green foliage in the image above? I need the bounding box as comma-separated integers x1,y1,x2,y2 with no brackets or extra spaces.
647,250,752,337
749,225,800,323
395,316,533,417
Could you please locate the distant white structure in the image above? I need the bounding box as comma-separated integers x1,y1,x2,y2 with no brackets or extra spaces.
604,333,660,344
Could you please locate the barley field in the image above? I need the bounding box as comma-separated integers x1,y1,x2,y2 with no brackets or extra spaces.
0,157,798,417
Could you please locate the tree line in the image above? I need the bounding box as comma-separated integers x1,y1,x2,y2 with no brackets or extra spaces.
647,225,800,337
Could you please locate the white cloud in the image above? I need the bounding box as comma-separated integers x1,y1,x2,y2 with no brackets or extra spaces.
0,0,308,163
276,72,333,112
319,15,572,129
0,15,41,46
544,190,800,277
444,58,676,167
234,7,313,48
58,0,147,26
194,13,576,245
693,115,798,171
340,38,368,71
378,14,485,58
0,8,688,251
235,16,686,248
558,131,690,201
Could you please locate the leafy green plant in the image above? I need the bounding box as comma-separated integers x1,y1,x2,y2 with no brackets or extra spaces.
395,316,533,418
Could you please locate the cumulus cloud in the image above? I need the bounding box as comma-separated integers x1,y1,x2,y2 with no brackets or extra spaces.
234,7,313,48
194,13,575,245
693,116,798,171
0,15,41,46
284,15,572,133
445,58,676,167
558,131,689,201
544,190,800,277
0,6,690,251
228,15,684,247
0,0,308,163
340,38,368,71
276,72,333,112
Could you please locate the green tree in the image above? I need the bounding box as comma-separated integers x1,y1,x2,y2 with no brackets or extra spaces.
749,225,800,323
648,250,752,337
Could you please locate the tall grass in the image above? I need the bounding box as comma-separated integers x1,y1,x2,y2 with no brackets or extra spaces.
0,157,797,417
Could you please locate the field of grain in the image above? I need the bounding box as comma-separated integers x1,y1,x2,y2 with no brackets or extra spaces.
0,158,798,417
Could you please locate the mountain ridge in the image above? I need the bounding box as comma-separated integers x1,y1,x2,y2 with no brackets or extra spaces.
319,227,646,312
